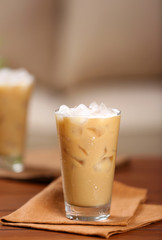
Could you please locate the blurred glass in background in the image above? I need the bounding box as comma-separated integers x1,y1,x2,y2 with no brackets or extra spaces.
0,0,161,156
0,69,34,172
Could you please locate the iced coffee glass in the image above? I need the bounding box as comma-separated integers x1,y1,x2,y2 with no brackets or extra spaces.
0,68,34,172
55,102,121,221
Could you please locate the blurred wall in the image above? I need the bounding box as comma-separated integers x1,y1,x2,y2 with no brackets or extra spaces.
0,0,54,85
0,0,161,87
54,0,162,88
0,0,161,155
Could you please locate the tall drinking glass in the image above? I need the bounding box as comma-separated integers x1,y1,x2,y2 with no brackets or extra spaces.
55,104,121,221
0,68,34,172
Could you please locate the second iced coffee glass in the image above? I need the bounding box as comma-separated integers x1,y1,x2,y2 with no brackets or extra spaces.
0,68,34,172
55,106,121,221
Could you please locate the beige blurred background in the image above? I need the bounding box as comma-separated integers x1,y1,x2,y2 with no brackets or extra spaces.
0,0,162,156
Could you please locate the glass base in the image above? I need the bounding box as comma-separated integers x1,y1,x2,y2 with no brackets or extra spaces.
0,155,24,173
65,201,110,221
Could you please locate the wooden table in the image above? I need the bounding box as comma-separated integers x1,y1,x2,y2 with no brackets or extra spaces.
0,156,162,240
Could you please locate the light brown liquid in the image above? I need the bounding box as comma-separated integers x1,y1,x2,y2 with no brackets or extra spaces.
56,115,120,207
0,85,33,157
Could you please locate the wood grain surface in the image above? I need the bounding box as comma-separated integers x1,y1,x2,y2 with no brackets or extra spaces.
0,154,162,240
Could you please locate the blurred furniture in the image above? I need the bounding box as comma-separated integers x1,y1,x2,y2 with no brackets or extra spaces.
0,0,161,87
0,0,161,155
0,152,162,239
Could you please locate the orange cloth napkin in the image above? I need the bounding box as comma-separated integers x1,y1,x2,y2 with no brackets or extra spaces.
1,177,161,238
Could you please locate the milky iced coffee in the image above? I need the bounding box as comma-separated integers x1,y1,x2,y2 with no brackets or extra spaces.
0,68,34,172
55,102,121,221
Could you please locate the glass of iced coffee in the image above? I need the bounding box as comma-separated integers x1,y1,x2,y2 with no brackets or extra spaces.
0,68,34,172
55,102,121,221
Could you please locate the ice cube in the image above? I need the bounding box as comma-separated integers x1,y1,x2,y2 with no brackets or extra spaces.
59,105,70,115
94,157,113,172
89,102,98,111
74,104,90,116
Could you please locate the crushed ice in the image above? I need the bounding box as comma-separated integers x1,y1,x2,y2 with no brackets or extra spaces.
0,68,34,86
56,102,120,118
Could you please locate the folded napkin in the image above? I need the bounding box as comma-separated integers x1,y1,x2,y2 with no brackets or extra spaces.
2,204,161,238
2,177,161,238
0,149,129,181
